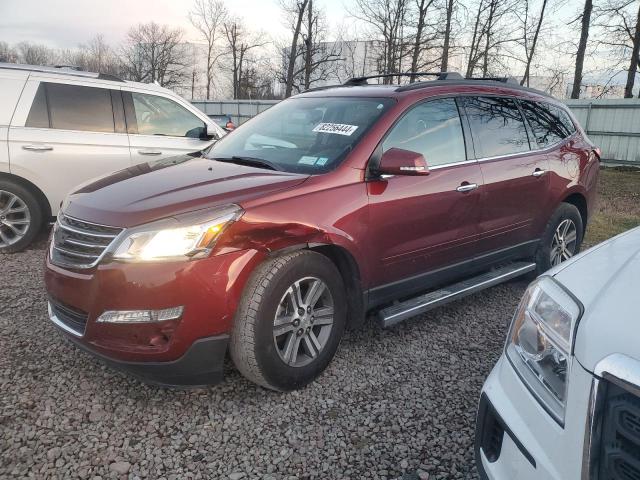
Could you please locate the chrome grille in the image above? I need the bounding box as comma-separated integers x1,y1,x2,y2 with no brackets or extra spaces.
50,213,123,269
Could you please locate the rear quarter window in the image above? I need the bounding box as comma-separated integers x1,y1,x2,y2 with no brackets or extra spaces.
520,101,575,149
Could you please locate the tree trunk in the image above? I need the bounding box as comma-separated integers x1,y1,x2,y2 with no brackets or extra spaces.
624,2,640,98
465,0,484,77
440,0,454,71
521,0,548,86
481,0,496,77
571,0,592,99
285,0,309,98
304,0,313,90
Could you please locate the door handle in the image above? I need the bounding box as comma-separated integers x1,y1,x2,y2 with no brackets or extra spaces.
22,144,53,152
456,183,478,193
532,168,547,177
138,149,162,156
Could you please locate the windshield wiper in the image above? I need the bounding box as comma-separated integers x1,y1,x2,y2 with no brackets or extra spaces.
212,156,281,171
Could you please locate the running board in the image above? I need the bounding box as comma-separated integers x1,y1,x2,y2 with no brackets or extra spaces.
377,261,536,328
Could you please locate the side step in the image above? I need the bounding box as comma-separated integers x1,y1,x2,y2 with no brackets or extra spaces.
377,261,536,328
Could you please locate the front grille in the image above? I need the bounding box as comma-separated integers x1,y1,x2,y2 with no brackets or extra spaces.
599,383,640,480
49,298,89,336
50,213,123,269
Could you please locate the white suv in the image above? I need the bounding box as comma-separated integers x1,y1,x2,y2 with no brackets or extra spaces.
475,226,640,479
0,63,224,253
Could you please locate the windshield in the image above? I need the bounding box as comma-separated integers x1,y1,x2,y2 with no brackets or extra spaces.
207,97,395,173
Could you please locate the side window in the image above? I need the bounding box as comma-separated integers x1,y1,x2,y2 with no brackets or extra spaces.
130,93,205,138
46,83,115,133
463,96,530,158
381,98,467,167
25,83,49,128
520,101,574,149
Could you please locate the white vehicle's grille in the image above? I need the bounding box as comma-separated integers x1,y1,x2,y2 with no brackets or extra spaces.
50,214,123,269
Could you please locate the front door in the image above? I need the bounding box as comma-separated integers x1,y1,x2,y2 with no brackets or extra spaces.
123,91,215,165
366,98,482,303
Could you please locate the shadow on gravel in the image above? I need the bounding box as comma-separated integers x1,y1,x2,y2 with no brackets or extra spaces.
0,239,530,480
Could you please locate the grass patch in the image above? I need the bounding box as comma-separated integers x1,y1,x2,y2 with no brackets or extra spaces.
583,167,640,248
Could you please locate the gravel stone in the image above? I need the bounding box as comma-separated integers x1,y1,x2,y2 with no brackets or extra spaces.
0,233,524,479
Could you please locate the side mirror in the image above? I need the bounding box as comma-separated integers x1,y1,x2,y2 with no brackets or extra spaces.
200,123,218,141
377,148,429,176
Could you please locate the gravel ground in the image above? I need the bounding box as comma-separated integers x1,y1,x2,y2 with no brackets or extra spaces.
0,232,527,480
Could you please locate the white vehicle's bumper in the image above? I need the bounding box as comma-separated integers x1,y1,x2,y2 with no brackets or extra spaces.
476,354,594,480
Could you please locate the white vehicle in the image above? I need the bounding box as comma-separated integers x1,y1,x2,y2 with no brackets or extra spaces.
475,226,640,479
0,63,224,253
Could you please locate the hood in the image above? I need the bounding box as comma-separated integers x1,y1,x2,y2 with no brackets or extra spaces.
551,227,640,373
64,155,309,227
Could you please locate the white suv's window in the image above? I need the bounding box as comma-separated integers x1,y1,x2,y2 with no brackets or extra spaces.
131,93,205,138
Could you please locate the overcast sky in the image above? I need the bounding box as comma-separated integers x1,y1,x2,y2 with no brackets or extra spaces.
0,0,348,48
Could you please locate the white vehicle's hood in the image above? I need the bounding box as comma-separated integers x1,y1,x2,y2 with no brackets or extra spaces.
550,227,640,373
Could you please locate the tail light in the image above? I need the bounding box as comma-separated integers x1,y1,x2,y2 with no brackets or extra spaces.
226,121,235,131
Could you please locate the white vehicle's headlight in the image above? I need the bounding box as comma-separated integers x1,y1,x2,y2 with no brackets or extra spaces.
112,205,242,262
505,276,582,425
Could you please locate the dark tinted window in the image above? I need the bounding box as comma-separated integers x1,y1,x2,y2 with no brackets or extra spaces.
382,98,466,166
25,83,49,128
463,96,530,158
520,101,574,148
47,83,115,132
131,93,205,138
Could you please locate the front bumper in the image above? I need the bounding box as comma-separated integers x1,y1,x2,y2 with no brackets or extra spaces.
475,354,594,479
45,248,266,385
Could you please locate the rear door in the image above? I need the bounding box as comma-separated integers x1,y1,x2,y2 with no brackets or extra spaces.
124,91,215,164
366,97,483,301
460,96,550,257
8,80,132,215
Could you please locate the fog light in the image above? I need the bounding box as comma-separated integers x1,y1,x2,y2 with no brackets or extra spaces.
96,306,184,324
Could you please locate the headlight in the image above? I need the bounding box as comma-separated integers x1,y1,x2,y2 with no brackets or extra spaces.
505,276,582,425
112,204,242,262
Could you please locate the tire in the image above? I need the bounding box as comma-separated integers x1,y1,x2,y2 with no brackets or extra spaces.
0,180,43,254
534,202,584,275
229,250,347,391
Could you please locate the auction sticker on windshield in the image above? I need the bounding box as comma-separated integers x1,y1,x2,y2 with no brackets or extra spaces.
312,123,359,136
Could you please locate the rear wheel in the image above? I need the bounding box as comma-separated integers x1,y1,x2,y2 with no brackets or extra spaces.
0,181,42,254
229,250,346,391
534,203,583,274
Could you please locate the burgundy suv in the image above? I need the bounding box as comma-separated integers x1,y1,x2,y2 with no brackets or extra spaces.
44,73,599,391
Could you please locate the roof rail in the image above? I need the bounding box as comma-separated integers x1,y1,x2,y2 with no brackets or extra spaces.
0,62,125,83
466,76,520,85
344,72,463,86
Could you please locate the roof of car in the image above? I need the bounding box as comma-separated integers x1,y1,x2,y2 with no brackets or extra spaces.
0,62,170,93
296,76,554,101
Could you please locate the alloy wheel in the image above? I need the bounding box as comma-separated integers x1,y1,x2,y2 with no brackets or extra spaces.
0,190,31,248
550,218,577,266
273,276,334,368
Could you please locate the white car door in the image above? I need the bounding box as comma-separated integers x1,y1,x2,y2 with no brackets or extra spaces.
8,79,132,215
123,90,217,164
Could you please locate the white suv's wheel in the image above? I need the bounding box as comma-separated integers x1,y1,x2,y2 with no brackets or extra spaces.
230,250,346,391
0,181,42,253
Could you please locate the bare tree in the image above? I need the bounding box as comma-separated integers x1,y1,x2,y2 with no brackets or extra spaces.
440,0,455,71
281,0,310,97
520,0,549,86
223,19,267,99
189,0,228,99
570,0,593,98
350,0,409,82
408,0,439,80
0,42,18,63
121,22,188,88
16,42,55,65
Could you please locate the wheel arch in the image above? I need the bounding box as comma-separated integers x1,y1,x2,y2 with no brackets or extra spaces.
0,172,52,221
561,191,588,234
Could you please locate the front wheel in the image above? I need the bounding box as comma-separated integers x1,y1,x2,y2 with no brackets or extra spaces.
534,202,584,274
229,250,347,391
0,181,43,254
